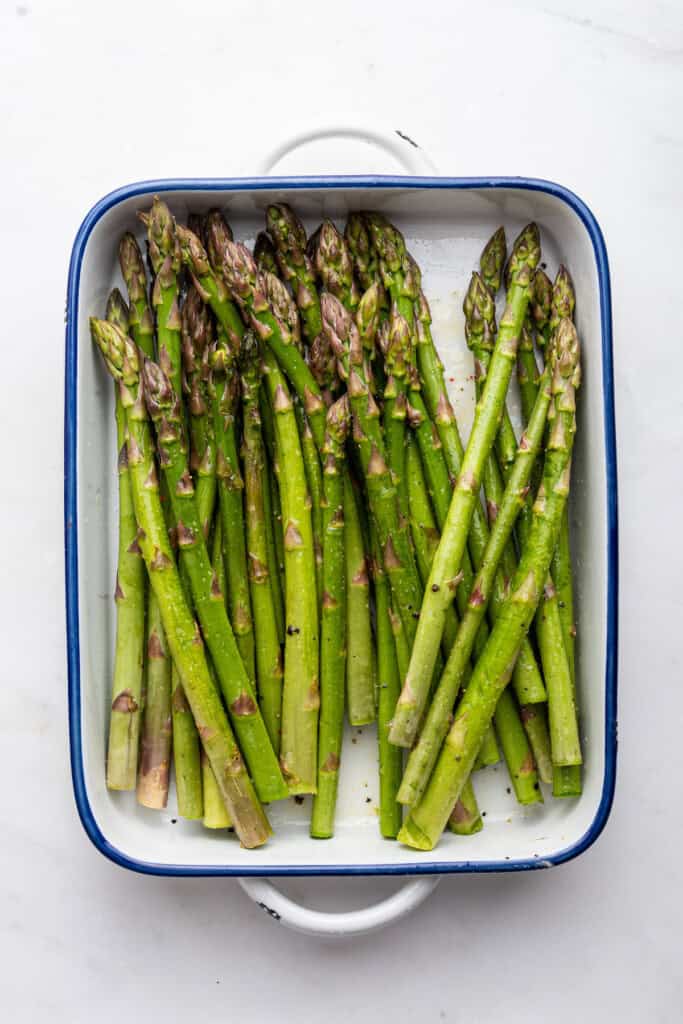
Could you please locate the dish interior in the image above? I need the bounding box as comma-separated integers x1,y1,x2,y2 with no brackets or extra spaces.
71,182,611,872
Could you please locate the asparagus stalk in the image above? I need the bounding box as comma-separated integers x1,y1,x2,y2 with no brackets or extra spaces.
90,319,271,846
296,404,324,606
370,522,403,839
254,231,279,276
517,265,582,792
240,332,284,754
382,307,411,520
311,397,350,837
345,212,380,293
391,224,541,746
201,748,232,829
176,219,245,343
138,198,183,392
311,224,378,729
322,288,423,650
465,268,547,706
137,595,173,809
259,388,286,642
103,289,145,791
181,285,216,537
200,523,232,828
364,213,420,338
262,347,320,794
397,338,557,807
220,233,375,725
519,702,553,785
266,203,323,345
138,351,286,802
447,781,483,835
309,219,360,313
218,241,328,449
209,334,256,683
405,434,439,586
137,203,206,816
398,318,580,850
548,266,578,683
344,475,376,725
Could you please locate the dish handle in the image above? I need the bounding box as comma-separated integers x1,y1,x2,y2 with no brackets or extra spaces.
254,121,438,177
238,875,440,937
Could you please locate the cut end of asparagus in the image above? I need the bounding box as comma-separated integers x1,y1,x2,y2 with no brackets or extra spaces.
552,764,582,798
397,817,434,851
479,226,507,295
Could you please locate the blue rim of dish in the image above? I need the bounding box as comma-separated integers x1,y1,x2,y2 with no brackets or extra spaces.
65,175,617,877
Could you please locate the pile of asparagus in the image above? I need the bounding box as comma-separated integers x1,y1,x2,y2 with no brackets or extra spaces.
91,198,582,851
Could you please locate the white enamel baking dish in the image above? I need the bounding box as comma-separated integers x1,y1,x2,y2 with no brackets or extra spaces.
65,127,617,936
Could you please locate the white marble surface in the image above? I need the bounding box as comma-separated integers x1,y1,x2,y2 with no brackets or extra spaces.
1,0,681,1020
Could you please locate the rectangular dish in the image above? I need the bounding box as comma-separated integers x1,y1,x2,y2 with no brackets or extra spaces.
65,175,617,876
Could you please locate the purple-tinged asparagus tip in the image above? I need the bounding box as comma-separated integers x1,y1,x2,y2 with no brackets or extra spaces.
479,226,507,295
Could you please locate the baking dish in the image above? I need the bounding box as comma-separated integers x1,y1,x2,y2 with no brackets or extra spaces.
65,126,617,935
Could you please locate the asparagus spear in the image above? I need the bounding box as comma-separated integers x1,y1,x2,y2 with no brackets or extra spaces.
266,203,323,346
396,329,559,807
312,226,378,729
90,319,271,846
399,318,580,850
262,346,320,794
137,204,207,816
181,285,216,538
112,278,174,806
199,520,233,828
138,349,286,802
259,391,286,645
390,223,540,747
240,332,284,754
321,288,423,649
175,222,245,343
364,213,420,339
254,230,279,276
220,239,375,732
137,594,173,809
345,212,380,293
516,266,582,793
311,397,350,837
103,290,145,791
382,307,411,520
344,475,376,725
465,267,547,706
405,434,439,586
309,220,360,313
138,198,183,391
218,240,328,450
370,522,403,839
209,333,256,683
548,266,578,683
